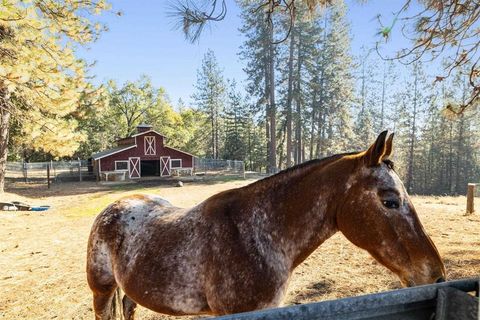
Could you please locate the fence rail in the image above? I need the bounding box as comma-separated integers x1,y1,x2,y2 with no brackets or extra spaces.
212,278,479,320
6,158,247,184
193,158,245,178
6,160,94,183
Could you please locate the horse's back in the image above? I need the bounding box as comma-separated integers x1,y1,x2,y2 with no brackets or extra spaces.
87,194,213,315
87,194,175,288
88,194,180,255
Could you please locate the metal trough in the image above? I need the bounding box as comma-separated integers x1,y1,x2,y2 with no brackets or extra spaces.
212,278,479,320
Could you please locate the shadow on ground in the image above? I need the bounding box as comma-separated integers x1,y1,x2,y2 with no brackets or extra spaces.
4,176,259,199
290,280,335,304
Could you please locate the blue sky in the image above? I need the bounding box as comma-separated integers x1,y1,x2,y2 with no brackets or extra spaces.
79,0,418,105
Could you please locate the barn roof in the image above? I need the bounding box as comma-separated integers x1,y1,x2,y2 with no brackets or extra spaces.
92,145,136,160
164,146,195,157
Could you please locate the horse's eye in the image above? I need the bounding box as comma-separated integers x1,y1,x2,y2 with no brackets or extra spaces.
382,200,399,209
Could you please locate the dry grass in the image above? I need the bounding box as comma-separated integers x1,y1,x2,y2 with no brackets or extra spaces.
0,180,479,320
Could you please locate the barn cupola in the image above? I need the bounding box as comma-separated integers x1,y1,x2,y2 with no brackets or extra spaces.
137,124,152,134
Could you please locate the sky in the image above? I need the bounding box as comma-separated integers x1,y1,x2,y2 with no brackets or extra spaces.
78,0,420,106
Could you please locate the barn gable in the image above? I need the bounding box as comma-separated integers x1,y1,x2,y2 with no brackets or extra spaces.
92,125,195,180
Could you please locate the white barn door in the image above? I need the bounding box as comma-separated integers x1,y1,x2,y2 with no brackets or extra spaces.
160,156,171,177
129,157,141,179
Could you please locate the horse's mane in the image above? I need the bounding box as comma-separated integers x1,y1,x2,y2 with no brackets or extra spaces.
249,151,361,187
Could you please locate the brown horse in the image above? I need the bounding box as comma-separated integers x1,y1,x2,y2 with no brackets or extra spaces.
86,131,445,320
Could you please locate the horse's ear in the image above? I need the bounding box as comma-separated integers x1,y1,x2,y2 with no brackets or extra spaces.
364,131,389,166
383,132,394,159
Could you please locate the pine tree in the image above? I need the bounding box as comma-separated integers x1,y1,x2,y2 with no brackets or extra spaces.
308,0,356,158
322,0,356,154
192,49,226,159
0,0,109,191
354,48,377,149
239,0,278,172
277,2,320,166
392,61,431,193
223,80,248,161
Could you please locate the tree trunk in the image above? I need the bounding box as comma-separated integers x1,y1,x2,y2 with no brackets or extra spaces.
0,91,11,193
267,22,277,173
455,115,464,194
309,89,317,159
380,62,387,129
295,100,302,164
215,109,219,159
247,126,251,169
264,61,270,173
278,120,287,169
294,35,303,165
211,114,216,158
285,15,296,168
406,70,418,193
315,76,325,158
448,122,453,193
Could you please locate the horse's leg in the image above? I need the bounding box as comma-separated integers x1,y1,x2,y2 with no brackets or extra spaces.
122,295,137,320
87,240,120,320
92,289,117,320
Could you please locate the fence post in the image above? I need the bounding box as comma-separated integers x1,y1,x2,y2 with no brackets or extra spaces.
47,163,50,189
242,161,246,179
23,161,27,183
50,160,55,181
78,157,82,182
96,160,100,182
466,183,475,214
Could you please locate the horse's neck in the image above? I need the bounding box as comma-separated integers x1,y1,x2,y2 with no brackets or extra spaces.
247,158,351,270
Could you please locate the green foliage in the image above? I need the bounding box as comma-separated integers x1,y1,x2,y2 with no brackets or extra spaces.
223,80,248,161
1,0,109,165
72,76,207,159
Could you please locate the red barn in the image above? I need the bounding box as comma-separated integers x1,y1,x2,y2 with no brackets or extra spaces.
92,124,195,179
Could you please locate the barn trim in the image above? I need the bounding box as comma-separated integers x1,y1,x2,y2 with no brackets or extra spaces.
128,157,141,179
160,156,171,177
170,159,182,168
144,136,156,155
114,160,129,171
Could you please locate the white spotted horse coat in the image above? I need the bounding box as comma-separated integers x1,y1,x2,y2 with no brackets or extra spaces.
87,131,445,320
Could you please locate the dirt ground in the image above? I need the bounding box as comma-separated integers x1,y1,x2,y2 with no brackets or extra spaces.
0,179,479,320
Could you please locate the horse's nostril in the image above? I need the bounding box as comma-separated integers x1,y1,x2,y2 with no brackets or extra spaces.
435,277,446,283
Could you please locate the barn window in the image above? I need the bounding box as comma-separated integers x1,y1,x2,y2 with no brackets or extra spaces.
115,161,128,171
171,159,182,168
144,136,156,155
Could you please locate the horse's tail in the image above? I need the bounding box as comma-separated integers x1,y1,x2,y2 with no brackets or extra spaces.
111,287,124,320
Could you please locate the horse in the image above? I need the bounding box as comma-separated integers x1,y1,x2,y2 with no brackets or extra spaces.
86,131,446,320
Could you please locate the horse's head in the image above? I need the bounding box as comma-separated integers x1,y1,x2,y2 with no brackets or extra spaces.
337,131,446,287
